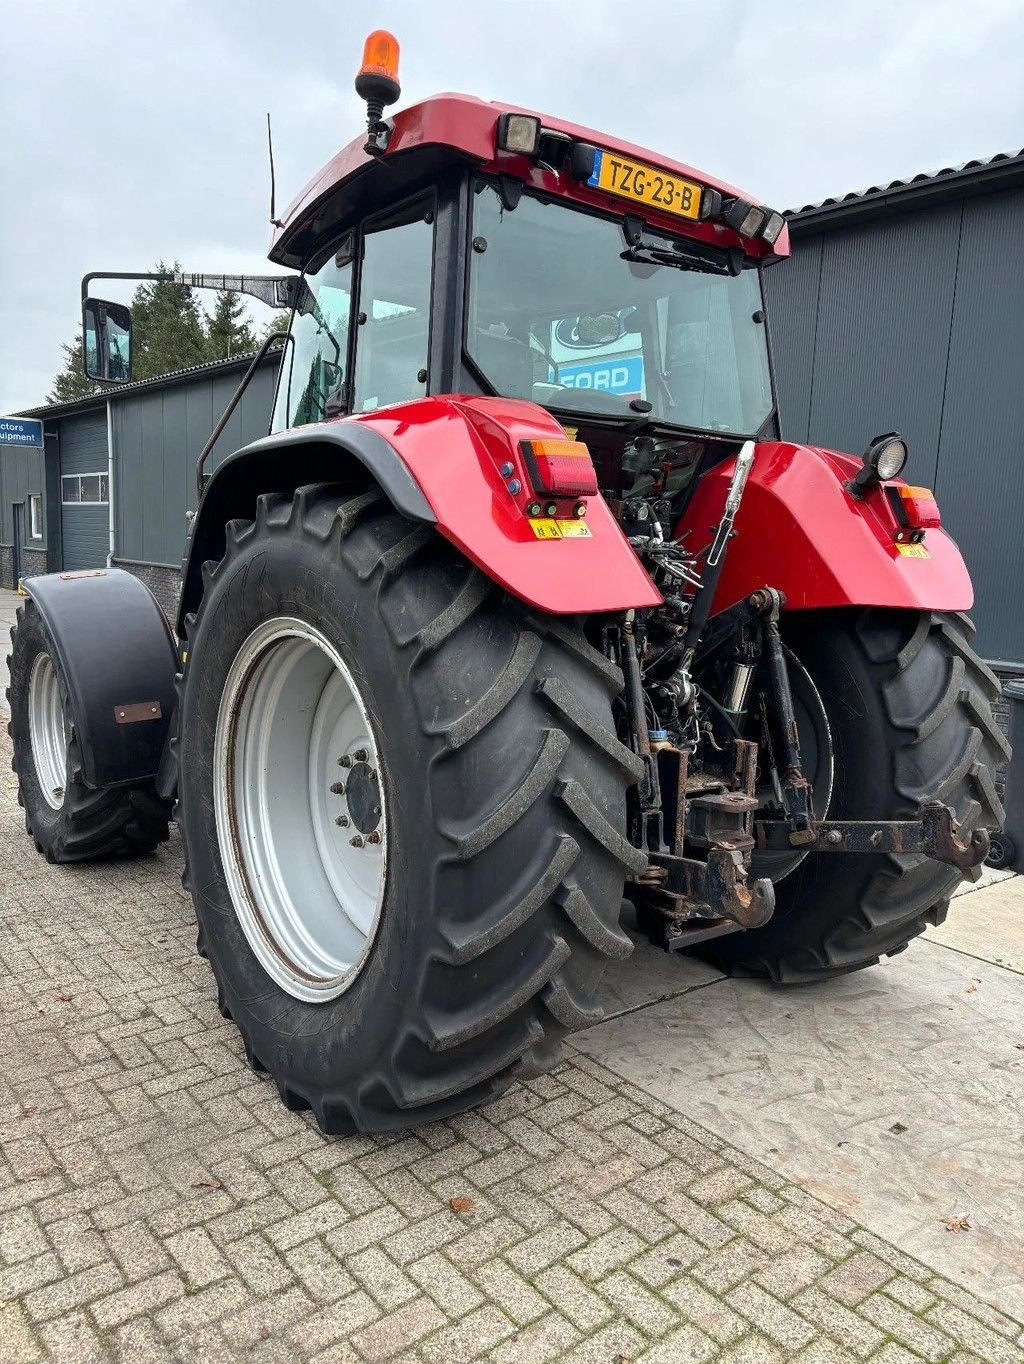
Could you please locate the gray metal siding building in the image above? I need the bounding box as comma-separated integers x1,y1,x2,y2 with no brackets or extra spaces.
58,411,110,572
765,149,1024,665
3,354,279,613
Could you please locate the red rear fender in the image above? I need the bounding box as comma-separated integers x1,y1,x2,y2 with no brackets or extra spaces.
678,441,973,614
351,396,661,614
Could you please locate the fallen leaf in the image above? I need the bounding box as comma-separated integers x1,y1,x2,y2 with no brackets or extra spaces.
449,1196,474,1214
20,1105,35,1118
613,1355,634,1364
942,1214,972,1232
889,1122,909,1135
665,1257,683,1268
965,983,977,994
256,1326,271,1341
191,1177,223,1191
54,993,73,1003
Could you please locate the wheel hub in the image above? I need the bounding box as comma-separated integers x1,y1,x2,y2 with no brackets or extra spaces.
344,761,382,835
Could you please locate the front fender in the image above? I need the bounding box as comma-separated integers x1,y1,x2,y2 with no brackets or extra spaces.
679,441,973,613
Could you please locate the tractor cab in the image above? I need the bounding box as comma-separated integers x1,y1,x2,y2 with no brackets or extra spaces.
268,37,788,503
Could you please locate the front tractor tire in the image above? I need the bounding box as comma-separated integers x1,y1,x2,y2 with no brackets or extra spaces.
701,608,1008,981
7,599,171,861
176,483,643,1134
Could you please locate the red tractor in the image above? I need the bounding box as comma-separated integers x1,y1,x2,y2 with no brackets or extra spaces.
8,33,1006,1133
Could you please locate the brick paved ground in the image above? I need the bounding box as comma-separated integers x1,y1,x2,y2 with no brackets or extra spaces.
2,727,1023,1364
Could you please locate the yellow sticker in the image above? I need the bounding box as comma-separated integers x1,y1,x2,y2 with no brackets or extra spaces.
896,542,929,558
557,520,592,538
529,518,562,540
561,426,578,441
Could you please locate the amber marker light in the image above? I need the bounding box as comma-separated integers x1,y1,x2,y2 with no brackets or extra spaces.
355,30,401,129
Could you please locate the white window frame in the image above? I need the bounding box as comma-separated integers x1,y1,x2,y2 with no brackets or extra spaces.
61,472,109,505
28,493,43,540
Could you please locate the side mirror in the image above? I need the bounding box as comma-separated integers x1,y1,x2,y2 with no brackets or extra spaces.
83,298,133,383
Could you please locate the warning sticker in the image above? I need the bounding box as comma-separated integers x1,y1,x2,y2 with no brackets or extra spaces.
896,543,929,558
529,518,562,539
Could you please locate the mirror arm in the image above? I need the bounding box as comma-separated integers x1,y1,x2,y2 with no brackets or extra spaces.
81,271,174,307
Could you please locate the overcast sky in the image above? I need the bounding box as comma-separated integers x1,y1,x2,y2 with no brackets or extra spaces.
2,0,1022,413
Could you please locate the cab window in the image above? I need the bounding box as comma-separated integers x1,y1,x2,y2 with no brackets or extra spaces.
272,244,352,432
352,199,433,413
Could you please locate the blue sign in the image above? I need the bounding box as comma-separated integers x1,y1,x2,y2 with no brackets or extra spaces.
556,353,645,397
0,417,44,448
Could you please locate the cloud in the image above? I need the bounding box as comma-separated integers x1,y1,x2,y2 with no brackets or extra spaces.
2,0,1021,411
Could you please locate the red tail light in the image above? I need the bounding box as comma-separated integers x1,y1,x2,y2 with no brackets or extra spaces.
520,438,598,498
888,484,942,530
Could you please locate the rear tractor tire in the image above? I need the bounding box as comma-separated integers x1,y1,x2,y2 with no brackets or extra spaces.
7,599,171,862
175,482,644,1133
698,608,1007,981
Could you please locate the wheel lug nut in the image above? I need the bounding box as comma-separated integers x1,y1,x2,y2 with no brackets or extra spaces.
330,782,345,795
365,830,381,844
335,815,349,827
352,748,368,762
338,755,353,768
350,834,364,848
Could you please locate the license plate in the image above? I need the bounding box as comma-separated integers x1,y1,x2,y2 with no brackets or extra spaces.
589,150,702,221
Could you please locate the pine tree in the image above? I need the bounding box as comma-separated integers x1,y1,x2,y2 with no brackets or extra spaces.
129,262,208,381
205,290,257,361
48,333,104,404
262,310,291,339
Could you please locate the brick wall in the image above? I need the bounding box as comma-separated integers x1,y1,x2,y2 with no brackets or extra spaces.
112,559,181,622
0,545,12,591
19,548,48,580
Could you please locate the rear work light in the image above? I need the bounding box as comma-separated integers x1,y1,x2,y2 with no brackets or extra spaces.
520,438,599,498
497,113,541,156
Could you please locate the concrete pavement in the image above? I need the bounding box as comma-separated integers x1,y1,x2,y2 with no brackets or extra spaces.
2,721,1022,1361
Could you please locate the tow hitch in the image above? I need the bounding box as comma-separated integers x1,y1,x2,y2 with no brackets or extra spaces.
755,802,990,872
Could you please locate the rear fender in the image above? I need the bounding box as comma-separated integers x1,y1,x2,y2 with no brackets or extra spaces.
178,396,660,633
678,441,973,613
25,569,178,789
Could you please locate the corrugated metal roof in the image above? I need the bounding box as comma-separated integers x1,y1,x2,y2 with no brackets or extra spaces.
17,348,280,421
785,148,1024,231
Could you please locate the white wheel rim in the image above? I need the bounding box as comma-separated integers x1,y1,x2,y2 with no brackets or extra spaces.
213,617,387,1003
28,653,67,809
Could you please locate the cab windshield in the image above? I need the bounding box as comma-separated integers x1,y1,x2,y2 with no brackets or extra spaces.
466,178,774,436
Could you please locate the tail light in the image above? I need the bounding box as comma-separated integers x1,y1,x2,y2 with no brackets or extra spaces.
887,484,942,532
520,438,598,499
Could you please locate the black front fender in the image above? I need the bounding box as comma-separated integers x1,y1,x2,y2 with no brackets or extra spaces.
25,570,178,789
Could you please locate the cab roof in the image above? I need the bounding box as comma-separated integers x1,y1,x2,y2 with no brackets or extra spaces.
269,92,788,271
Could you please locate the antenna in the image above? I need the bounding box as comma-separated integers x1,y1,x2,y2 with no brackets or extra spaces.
267,113,284,229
